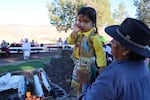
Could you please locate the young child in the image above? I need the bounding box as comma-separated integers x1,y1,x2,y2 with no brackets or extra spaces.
67,7,106,96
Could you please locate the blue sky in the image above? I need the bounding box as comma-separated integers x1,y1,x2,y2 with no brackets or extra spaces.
0,0,137,25
110,0,137,18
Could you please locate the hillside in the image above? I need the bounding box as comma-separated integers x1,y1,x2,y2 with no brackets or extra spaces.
0,24,112,44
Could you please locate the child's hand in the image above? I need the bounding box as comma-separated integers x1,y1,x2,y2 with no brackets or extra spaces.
72,23,80,34
71,23,80,38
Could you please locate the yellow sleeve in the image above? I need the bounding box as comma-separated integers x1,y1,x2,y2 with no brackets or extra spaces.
67,34,77,45
67,33,79,59
91,35,106,67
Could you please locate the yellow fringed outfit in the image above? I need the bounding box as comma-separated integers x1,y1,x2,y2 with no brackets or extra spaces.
67,28,106,95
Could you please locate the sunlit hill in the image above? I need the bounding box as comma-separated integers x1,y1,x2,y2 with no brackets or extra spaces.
0,24,111,44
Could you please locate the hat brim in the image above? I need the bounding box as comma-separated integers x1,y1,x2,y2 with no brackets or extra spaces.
105,25,150,58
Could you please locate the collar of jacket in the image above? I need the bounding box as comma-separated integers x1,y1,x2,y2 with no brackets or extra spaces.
78,28,94,37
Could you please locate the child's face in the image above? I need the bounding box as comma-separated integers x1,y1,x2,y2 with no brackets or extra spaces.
76,14,93,32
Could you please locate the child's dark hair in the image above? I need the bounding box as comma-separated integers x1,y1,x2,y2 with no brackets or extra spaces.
77,7,98,33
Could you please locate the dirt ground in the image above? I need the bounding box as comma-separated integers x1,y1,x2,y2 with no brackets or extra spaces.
43,50,76,97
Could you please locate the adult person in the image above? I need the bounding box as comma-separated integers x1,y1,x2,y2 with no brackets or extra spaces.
63,38,69,49
22,38,31,60
30,39,35,47
1,40,9,57
57,37,63,48
76,18,150,100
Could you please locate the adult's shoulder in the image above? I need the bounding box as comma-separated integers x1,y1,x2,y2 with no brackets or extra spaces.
98,60,131,80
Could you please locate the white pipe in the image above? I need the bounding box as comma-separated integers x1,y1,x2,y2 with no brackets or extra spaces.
41,71,51,92
33,75,44,97
18,76,26,98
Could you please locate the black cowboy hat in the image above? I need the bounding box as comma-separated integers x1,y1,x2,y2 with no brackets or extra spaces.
105,18,150,58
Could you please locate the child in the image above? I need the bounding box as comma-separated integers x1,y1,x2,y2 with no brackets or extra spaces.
67,7,106,96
